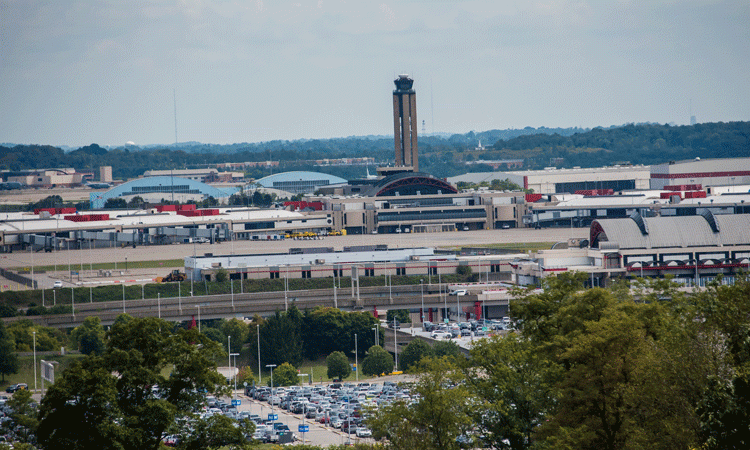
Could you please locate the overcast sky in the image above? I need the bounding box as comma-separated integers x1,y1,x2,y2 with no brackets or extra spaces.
1,0,748,147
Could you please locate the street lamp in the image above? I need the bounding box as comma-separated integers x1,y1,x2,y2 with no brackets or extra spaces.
371,323,379,347
297,373,309,443
266,364,277,418
32,331,36,394
393,317,398,371
196,305,201,333
257,324,262,385
228,335,232,396
354,333,358,382
420,279,424,323
230,352,239,399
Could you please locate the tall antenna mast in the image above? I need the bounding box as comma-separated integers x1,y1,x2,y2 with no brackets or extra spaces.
173,88,178,144
430,78,434,136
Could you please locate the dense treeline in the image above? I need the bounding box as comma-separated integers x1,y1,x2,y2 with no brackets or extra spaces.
490,121,750,169
367,273,750,450
2,122,748,180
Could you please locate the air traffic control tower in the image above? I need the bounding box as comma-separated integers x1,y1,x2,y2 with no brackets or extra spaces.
391,74,418,172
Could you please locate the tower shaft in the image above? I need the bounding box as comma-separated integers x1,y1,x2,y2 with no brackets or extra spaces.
392,75,418,172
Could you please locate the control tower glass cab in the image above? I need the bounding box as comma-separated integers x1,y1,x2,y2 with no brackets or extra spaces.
392,74,418,172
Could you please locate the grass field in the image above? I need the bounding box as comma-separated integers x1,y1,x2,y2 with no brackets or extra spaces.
0,353,85,392
231,347,378,386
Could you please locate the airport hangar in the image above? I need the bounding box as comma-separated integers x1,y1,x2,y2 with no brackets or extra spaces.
511,211,750,288
89,176,240,209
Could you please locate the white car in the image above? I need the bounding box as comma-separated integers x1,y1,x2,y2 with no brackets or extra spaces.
53,280,63,288
356,427,372,438
430,331,448,339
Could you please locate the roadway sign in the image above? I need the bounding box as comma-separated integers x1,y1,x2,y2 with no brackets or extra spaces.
268,413,278,421
231,399,241,406
298,425,309,433
444,318,449,323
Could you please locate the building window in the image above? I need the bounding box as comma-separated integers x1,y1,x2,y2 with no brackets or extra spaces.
302,270,312,279
269,271,280,279
396,267,406,276
429,266,437,275
365,268,375,277
333,269,342,278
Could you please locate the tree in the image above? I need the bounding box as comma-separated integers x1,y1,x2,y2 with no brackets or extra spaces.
464,333,558,450
368,357,471,450
177,414,253,450
103,197,127,209
272,362,299,387
693,275,750,450
37,316,227,450
260,307,303,367
7,388,39,443
432,340,461,362
215,268,228,283
326,351,351,380
0,304,17,318
361,345,393,376
302,307,348,360
221,318,249,354
0,321,18,382
70,316,105,355
386,309,411,324
127,196,146,209
398,339,433,372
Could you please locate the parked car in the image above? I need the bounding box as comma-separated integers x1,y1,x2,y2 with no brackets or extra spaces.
356,427,373,438
5,383,27,394
53,280,63,288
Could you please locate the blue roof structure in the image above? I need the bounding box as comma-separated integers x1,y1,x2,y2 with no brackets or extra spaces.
90,176,239,209
253,171,347,194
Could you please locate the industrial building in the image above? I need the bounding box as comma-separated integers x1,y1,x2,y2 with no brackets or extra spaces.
4,168,91,188
143,168,244,183
89,176,239,209
252,171,347,195
650,157,750,189
512,212,750,288
184,245,519,283
449,165,652,194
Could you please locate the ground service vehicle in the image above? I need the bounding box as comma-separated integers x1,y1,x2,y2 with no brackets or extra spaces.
158,270,187,283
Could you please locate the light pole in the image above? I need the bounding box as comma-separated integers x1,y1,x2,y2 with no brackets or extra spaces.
157,293,161,319
196,305,201,333
257,324,262,385
228,335,231,395
354,333,358,382
266,364,277,418
230,352,239,399
32,331,36,394
333,271,337,308
420,279,424,323
297,373,309,443
284,266,289,312
372,323,379,347
122,283,125,313
393,317,398,371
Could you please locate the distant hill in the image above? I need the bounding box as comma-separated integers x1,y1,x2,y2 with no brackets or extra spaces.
1,122,748,180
